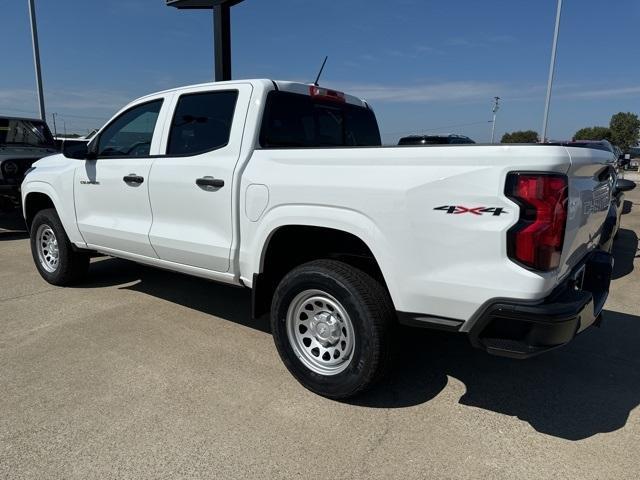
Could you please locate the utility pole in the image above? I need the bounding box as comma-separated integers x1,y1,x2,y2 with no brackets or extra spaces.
541,0,563,143
490,96,500,144
51,113,57,137
28,0,46,122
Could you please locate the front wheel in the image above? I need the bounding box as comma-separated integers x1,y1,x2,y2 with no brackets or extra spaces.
271,260,395,399
30,208,89,286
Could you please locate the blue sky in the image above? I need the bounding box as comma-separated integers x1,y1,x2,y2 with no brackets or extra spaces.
1,0,639,143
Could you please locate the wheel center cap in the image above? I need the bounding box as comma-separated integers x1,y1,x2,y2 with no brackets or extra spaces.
311,312,340,346
317,322,329,338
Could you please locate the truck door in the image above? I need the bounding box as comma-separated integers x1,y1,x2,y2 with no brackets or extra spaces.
74,97,167,257
147,84,252,272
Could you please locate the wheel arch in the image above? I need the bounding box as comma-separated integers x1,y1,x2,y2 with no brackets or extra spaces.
247,206,398,319
22,182,86,246
24,191,56,231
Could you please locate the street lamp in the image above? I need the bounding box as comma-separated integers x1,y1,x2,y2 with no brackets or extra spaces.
490,96,500,144
541,0,563,142
166,0,245,82
27,0,46,121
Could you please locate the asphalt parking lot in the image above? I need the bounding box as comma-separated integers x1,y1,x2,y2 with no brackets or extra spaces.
1,184,639,480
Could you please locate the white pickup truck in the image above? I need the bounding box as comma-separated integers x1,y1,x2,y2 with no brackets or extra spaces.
22,79,616,398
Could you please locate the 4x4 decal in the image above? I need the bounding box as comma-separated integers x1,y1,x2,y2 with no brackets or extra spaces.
434,206,508,216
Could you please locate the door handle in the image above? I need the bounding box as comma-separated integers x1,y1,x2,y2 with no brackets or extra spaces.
123,174,144,185
196,176,224,189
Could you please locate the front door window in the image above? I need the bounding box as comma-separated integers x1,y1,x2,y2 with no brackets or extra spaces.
97,100,163,158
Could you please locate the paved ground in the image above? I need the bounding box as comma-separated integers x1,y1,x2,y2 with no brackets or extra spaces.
1,186,639,480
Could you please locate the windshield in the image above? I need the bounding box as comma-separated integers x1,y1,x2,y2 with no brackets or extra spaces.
0,118,55,148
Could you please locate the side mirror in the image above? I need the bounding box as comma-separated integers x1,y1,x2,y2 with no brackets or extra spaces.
62,139,97,160
62,140,88,159
615,178,636,193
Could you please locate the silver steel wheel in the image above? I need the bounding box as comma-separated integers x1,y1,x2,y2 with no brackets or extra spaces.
286,289,356,376
36,224,60,273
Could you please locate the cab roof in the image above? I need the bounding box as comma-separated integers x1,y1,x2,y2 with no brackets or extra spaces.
137,79,369,108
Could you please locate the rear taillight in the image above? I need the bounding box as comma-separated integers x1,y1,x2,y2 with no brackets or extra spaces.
505,173,568,271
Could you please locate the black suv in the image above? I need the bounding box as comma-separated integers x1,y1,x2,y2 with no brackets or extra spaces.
398,134,475,145
0,116,57,211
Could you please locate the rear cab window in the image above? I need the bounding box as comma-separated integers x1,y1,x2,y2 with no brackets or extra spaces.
259,91,381,148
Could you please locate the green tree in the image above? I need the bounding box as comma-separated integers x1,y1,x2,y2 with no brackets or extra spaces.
609,112,640,151
574,126,612,141
501,130,539,143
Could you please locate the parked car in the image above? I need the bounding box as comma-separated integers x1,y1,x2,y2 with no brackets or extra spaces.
562,139,615,155
398,134,475,145
22,79,614,398
561,140,630,170
0,116,57,212
629,147,640,170
610,145,634,171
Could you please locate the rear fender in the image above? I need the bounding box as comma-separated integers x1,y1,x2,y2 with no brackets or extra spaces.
241,204,400,307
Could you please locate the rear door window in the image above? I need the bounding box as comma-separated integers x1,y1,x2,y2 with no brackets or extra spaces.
167,90,238,156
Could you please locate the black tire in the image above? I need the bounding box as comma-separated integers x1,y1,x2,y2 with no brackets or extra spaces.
30,208,89,286
271,259,395,399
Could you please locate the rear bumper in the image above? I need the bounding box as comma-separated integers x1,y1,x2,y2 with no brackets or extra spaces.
469,250,613,359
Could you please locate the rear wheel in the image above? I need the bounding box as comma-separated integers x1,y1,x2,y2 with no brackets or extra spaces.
30,208,89,285
271,259,395,399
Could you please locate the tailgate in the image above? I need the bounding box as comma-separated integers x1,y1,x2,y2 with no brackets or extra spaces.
559,146,613,279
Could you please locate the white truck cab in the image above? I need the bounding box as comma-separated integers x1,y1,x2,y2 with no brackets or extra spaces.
22,79,616,398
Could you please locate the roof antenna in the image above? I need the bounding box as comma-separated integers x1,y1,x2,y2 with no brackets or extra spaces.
313,56,328,86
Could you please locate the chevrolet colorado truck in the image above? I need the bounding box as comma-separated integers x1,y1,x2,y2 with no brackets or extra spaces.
22,80,616,398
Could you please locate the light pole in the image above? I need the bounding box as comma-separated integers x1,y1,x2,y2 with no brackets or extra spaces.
541,0,563,142
166,0,244,82
28,0,46,121
490,96,500,144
